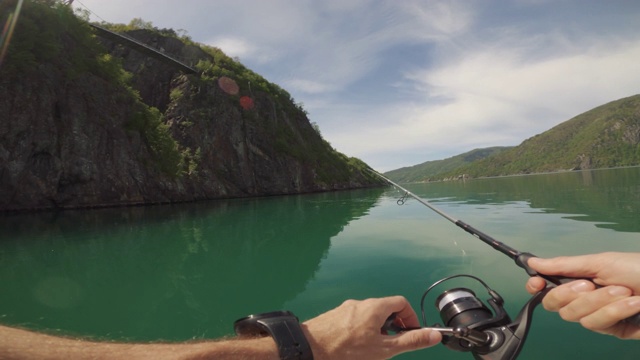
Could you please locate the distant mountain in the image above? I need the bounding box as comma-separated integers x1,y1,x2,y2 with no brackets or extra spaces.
384,147,511,182
385,94,640,182
443,94,640,179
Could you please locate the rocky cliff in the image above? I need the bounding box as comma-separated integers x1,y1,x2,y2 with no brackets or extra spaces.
0,1,381,212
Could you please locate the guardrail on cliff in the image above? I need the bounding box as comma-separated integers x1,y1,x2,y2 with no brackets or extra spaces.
89,24,198,75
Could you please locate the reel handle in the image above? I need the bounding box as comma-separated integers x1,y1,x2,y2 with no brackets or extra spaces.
516,252,640,327
382,314,490,348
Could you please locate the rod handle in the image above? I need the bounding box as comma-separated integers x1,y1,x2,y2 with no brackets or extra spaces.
516,253,640,327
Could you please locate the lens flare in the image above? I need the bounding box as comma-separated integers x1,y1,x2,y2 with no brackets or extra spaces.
0,0,23,68
240,96,254,110
217,76,239,95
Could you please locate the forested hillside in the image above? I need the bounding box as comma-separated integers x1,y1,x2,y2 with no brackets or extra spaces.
384,147,510,182
386,94,640,182
444,94,640,178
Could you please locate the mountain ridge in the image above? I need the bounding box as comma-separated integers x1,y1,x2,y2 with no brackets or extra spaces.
384,147,511,182
385,94,640,182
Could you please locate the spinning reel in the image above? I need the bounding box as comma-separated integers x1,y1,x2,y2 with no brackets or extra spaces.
385,274,549,360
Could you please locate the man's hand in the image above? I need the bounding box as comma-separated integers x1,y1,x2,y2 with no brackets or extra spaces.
0,296,441,359
526,252,640,339
302,296,442,360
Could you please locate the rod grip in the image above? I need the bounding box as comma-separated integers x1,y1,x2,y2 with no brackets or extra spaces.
516,253,640,327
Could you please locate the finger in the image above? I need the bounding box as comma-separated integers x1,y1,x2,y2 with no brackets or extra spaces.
542,280,595,312
558,286,632,322
581,296,640,329
526,277,547,294
386,328,442,354
381,296,421,328
528,254,605,278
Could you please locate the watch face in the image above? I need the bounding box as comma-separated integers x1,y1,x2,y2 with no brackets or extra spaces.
234,310,296,336
236,310,294,322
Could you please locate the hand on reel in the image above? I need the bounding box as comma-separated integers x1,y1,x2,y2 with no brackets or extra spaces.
383,274,550,360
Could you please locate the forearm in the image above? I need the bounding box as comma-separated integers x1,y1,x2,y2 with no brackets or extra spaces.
0,325,279,360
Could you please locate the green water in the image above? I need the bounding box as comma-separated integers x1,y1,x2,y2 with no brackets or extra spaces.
1,167,639,359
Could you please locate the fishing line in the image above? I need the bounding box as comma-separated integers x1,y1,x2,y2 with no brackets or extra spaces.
74,0,108,24
372,170,524,258
393,187,468,256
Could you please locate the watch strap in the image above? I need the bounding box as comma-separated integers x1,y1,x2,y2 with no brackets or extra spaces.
234,311,313,360
259,317,313,360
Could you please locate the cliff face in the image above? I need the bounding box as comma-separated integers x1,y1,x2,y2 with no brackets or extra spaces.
0,2,380,212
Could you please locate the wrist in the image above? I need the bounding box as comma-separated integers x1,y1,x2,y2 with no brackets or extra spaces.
300,323,326,360
234,337,281,360
234,311,313,360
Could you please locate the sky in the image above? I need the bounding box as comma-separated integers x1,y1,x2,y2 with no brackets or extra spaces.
74,0,640,171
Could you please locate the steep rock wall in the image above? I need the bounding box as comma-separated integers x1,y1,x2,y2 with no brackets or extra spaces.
0,3,380,212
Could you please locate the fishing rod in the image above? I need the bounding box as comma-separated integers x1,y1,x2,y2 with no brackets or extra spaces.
370,170,640,327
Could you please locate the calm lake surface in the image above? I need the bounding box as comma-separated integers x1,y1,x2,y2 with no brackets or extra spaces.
1,167,639,359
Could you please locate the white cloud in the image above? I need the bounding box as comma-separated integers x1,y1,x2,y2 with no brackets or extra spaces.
416,37,640,128
285,79,337,94
401,0,474,37
326,36,640,171
207,37,253,58
74,0,640,172
255,0,476,96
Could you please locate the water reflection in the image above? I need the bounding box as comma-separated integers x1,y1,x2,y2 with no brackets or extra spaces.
371,169,640,359
1,174,638,359
406,167,640,233
0,188,384,340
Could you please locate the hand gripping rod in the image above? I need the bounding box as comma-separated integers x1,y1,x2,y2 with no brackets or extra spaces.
371,170,640,327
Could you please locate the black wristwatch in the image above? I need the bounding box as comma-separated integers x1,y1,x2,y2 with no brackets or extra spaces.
234,310,314,360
